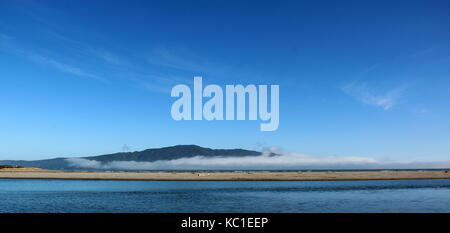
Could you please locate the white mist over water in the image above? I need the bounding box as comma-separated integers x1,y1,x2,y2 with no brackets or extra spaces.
65,148,450,170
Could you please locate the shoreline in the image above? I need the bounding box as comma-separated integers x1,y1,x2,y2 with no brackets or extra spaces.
1,169,450,181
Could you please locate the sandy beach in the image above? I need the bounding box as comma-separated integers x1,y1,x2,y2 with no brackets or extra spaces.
1,168,450,181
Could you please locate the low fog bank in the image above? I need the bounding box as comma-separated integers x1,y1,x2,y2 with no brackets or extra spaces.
65,148,450,171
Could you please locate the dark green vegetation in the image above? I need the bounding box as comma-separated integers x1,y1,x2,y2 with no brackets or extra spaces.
0,145,263,170
0,165,24,169
88,145,261,162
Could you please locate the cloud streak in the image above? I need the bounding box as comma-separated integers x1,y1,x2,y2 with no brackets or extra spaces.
342,82,404,110
0,33,106,82
28,53,107,82
87,48,123,66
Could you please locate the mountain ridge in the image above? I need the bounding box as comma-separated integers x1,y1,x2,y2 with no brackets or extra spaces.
0,145,263,170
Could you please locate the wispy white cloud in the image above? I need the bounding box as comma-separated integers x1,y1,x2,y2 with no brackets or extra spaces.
0,33,13,40
88,48,122,65
43,30,123,66
342,82,404,110
28,52,107,82
0,33,107,82
3,29,260,95
149,47,204,72
147,46,263,84
30,32,194,91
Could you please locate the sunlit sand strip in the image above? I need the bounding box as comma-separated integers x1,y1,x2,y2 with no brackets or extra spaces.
1,168,450,181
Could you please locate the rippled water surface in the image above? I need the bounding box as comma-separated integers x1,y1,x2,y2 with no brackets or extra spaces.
1,179,450,212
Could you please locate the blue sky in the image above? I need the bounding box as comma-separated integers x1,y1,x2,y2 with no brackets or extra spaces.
0,0,449,163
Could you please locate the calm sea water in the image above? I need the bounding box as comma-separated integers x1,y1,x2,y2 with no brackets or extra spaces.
1,179,450,213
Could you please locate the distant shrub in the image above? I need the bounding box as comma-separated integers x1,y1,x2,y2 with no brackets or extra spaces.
0,165,24,169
